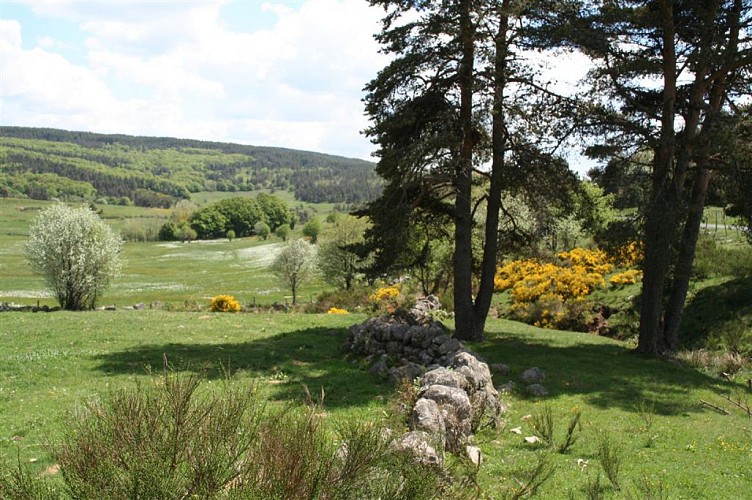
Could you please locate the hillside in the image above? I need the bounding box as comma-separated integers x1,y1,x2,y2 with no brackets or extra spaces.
0,127,381,207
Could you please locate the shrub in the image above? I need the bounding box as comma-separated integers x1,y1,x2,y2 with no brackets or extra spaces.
610,269,642,287
17,370,451,499
326,307,349,315
210,294,241,313
25,203,123,310
370,285,401,302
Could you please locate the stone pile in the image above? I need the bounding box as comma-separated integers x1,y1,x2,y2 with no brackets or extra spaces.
344,296,506,464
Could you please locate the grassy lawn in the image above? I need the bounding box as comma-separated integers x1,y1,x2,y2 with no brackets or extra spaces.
1,311,750,498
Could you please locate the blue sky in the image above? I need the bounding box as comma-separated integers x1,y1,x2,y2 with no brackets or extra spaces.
1,0,387,159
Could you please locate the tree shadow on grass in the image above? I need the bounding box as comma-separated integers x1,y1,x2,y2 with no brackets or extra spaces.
91,327,389,410
470,326,739,417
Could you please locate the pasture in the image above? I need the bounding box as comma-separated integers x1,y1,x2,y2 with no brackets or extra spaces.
1,197,751,498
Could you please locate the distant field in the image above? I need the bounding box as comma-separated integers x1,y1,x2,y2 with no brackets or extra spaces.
0,197,330,307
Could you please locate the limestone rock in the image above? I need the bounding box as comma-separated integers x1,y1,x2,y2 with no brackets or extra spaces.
410,398,446,437
520,367,546,384
526,383,549,397
420,367,468,391
392,431,443,466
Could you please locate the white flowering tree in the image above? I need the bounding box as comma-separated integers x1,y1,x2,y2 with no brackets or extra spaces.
271,238,316,305
26,204,123,310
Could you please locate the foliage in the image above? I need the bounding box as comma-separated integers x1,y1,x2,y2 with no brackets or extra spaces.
254,221,271,240
370,285,401,303
494,256,605,330
326,307,349,315
0,127,382,205
256,192,294,231
302,218,322,243
31,368,448,499
363,0,578,341
226,229,235,241
610,270,642,288
271,239,317,304
25,203,123,310
539,0,752,355
317,215,369,290
275,223,291,241
209,294,241,313
190,206,228,239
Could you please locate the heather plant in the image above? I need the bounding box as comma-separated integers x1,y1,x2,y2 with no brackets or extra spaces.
210,294,241,313
25,203,123,310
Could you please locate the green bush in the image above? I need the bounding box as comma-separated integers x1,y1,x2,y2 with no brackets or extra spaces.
11,370,452,499
692,236,752,279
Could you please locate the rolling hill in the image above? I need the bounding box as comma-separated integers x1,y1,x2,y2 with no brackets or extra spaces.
0,127,381,207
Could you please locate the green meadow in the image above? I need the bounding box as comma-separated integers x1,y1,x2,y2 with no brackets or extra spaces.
1,197,750,498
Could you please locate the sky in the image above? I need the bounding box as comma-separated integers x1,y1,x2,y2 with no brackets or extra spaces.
0,0,592,169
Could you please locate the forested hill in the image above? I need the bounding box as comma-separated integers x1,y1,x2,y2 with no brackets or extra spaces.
0,126,381,207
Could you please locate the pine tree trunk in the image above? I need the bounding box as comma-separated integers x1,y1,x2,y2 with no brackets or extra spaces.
452,0,479,341
637,0,677,356
663,168,712,350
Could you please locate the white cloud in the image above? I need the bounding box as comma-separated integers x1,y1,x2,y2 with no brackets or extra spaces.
1,0,386,159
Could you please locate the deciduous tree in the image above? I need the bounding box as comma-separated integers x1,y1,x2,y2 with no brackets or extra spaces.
25,204,123,310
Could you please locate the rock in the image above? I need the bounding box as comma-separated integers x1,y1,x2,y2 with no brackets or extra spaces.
437,337,463,356
388,362,425,385
133,302,145,310
524,436,542,445
526,384,548,396
466,445,482,466
419,384,473,447
510,426,522,435
451,352,493,394
520,367,546,384
410,398,446,437
408,295,442,324
490,363,511,376
392,431,443,466
420,367,468,391
497,381,516,393
470,388,505,429
368,355,389,377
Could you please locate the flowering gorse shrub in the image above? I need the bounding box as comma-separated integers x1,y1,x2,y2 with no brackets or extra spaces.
210,294,241,313
495,248,615,329
326,307,349,315
558,248,614,276
609,269,642,287
610,241,644,268
370,285,401,303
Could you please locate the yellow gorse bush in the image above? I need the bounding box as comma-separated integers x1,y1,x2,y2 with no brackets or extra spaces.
609,269,642,287
210,294,241,313
326,307,349,315
558,247,614,276
495,248,617,329
611,240,643,268
370,286,400,302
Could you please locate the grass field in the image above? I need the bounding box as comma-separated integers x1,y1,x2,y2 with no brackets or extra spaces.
0,197,329,307
1,311,750,498
1,196,751,497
